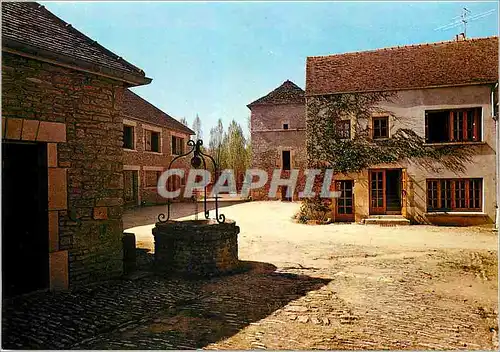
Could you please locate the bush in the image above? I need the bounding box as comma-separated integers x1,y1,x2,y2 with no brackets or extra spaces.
296,196,332,224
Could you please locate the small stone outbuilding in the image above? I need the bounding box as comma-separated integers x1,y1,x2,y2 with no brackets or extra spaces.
248,80,307,200
2,2,151,295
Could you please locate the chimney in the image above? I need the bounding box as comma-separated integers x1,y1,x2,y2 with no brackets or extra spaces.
455,32,466,41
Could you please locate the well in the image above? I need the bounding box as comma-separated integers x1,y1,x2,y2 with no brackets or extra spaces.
152,219,240,277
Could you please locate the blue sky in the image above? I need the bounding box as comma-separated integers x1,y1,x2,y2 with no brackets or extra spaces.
42,1,498,137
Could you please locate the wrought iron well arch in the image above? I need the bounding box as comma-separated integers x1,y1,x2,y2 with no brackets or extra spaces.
157,139,225,224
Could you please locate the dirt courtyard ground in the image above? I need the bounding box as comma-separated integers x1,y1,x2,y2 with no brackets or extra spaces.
122,201,499,350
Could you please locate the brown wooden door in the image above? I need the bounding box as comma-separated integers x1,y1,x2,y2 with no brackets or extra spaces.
369,170,386,215
335,180,355,221
401,169,408,218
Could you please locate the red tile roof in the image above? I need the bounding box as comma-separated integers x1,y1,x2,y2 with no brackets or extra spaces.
306,36,499,96
123,90,194,135
248,80,305,108
2,2,151,86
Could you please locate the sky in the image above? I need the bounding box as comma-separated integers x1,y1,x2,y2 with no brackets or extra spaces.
42,1,499,138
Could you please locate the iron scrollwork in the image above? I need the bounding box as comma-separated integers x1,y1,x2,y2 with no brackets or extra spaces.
157,139,226,224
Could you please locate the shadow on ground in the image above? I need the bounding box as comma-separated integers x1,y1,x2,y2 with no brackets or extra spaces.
2,261,330,350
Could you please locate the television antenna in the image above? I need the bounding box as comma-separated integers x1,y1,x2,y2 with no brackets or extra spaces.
434,8,496,38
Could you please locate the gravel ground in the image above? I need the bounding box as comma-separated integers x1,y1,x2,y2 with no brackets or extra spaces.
2,201,498,350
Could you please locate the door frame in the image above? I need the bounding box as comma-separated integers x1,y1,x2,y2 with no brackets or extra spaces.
369,168,407,216
2,118,69,292
369,169,386,215
334,180,355,222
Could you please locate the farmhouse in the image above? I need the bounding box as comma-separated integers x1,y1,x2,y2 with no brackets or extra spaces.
306,36,498,225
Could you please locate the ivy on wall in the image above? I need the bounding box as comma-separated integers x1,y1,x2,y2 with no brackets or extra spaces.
306,92,473,174
297,91,475,223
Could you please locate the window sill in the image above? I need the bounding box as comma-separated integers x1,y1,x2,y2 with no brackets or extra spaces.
123,148,137,152
423,141,485,146
144,151,163,155
425,212,487,217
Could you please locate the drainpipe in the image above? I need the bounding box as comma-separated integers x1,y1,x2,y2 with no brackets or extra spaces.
492,83,499,230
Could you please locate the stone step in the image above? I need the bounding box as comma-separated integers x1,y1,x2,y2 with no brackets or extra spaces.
363,217,411,226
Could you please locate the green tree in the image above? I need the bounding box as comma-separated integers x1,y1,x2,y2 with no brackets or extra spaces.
209,118,226,170
225,120,248,177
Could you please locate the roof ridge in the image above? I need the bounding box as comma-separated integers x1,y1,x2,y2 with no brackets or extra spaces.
33,2,144,74
307,35,499,60
248,79,305,107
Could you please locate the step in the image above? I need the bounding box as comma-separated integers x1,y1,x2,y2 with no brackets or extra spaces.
363,217,411,226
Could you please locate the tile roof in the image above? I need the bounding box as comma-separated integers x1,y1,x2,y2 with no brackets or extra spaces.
248,80,305,108
123,90,194,135
2,2,151,86
306,36,499,96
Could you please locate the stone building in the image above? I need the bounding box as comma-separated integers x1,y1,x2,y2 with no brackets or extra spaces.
1,2,152,295
306,36,499,225
122,89,193,207
247,80,307,200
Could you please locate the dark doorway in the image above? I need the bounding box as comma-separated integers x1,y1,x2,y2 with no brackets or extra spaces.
2,142,49,297
281,150,291,170
385,169,402,214
369,169,402,215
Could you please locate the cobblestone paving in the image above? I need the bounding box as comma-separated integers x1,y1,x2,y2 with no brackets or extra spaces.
1,278,199,349
4,248,496,350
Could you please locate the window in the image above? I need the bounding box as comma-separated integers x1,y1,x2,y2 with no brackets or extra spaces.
372,116,389,139
336,120,351,139
426,178,482,211
283,123,289,130
145,130,160,152
145,170,161,188
123,125,135,149
425,108,482,143
281,150,291,170
171,136,184,155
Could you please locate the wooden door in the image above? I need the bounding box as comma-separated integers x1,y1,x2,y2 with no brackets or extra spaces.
335,180,354,221
401,169,408,218
369,170,386,215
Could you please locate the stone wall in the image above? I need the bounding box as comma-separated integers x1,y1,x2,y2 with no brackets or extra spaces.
2,52,126,286
153,220,240,277
249,103,307,200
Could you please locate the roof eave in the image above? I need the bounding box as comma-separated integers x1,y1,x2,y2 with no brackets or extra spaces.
305,81,499,97
124,114,195,135
3,38,152,86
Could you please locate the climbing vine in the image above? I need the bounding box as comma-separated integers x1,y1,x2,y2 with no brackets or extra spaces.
306,92,473,174
297,91,474,223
